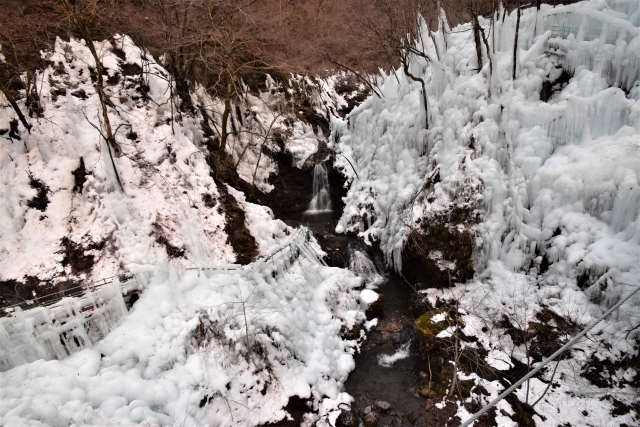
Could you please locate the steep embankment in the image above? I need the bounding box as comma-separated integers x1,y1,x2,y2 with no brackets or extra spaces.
0,36,373,427
0,36,241,305
333,1,640,425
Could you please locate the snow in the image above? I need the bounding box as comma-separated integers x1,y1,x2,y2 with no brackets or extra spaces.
0,35,235,284
220,74,342,192
363,318,378,331
430,312,447,324
360,289,379,305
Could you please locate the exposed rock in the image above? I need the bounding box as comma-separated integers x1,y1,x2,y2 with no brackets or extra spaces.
215,182,258,264
365,293,385,318
337,409,358,427
27,175,49,211
425,399,436,412
362,411,378,427
413,308,452,354
407,411,420,423
340,323,362,340
61,237,100,274
376,401,391,411
72,157,88,193
419,387,437,399
402,206,478,288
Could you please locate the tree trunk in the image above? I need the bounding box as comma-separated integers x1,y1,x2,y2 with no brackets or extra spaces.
472,12,483,72
62,0,123,191
402,56,429,129
0,79,31,132
512,4,521,80
219,98,231,153
479,26,493,97
492,0,496,53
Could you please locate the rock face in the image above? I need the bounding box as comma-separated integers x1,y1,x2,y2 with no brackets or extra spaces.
401,206,478,289
253,144,347,221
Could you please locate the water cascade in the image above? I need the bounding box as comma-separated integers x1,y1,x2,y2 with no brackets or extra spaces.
348,249,384,289
308,163,332,212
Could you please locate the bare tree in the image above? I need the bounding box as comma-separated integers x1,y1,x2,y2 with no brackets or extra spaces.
164,0,293,155
0,78,32,132
346,0,438,128
513,0,521,80
61,0,124,191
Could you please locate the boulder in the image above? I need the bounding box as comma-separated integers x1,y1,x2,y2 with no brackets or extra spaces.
364,292,385,318
376,401,391,411
362,411,379,427
337,409,358,427
413,308,452,354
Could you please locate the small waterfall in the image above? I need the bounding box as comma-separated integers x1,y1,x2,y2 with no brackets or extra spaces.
308,163,332,212
349,250,384,289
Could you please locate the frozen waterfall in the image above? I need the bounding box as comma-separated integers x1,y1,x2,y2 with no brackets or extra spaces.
348,249,384,289
308,163,332,212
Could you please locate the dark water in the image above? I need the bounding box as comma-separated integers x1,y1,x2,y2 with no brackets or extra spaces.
280,210,340,235
291,210,428,426
343,272,427,426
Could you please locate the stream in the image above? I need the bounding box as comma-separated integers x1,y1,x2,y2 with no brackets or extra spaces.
263,160,438,427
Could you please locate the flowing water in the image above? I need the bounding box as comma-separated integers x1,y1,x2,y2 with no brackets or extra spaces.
307,163,332,212
343,251,428,426
273,164,430,426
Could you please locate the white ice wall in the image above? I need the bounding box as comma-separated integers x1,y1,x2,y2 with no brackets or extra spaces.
333,0,640,308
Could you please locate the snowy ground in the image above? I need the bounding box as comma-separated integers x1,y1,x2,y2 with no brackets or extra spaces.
332,0,640,424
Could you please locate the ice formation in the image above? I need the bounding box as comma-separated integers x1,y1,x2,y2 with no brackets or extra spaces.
0,281,130,371
333,0,640,309
0,35,236,284
332,0,640,424
347,249,384,288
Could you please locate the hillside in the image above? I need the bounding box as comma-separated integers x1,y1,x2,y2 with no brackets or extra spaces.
1,1,640,426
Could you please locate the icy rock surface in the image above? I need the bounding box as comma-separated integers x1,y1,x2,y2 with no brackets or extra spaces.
348,250,384,288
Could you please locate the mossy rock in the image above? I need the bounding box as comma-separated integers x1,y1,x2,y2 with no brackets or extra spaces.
414,308,452,355
414,308,452,337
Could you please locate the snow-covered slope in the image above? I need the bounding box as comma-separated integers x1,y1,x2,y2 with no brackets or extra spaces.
332,0,640,424
0,36,369,426
0,36,236,286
